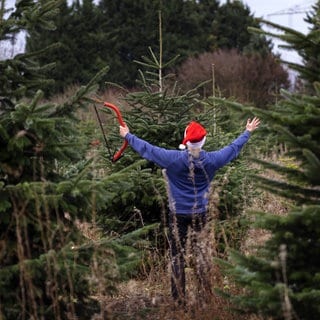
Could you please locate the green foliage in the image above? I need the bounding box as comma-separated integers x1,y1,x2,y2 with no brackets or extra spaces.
212,7,320,319
217,205,320,319
97,160,163,228
0,77,112,319
0,240,115,319
211,1,272,54
109,223,160,279
1,1,159,318
0,0,61,99
196,99,260,254
206,125,258,221
26,0,110,94
25,0,272,94
111,49,211,222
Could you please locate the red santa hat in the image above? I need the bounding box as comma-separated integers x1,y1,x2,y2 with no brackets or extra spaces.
179,121,207,150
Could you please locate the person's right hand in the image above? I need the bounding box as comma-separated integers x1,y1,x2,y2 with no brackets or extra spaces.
246,117,260,132
119,124,129,138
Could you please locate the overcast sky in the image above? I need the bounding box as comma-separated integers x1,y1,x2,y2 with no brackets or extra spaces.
222,0,317,63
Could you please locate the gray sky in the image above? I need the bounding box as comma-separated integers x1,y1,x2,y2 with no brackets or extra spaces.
222,0,316,63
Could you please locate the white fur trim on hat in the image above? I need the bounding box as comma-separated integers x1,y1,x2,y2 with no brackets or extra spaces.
186,136,206,149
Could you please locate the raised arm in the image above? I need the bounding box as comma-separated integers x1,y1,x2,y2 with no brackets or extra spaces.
119,124,178,168
246,117,260,132
210,117,260,169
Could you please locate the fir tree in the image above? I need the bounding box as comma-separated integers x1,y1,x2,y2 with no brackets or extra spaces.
211,0,272,53
0,1,110,318
26,0,272,92
0,1,157,318
212,4,320,319
26,0,109,94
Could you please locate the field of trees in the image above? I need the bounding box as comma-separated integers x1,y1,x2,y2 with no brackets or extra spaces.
1,0,320,319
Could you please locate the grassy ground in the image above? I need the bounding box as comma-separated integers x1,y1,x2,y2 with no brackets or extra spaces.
99,263,248,320
90,185,290,320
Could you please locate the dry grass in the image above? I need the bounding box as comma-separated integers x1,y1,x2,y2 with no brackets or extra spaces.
90,150,291,320
98,255,251,320
90,217,267,320
241,148,294,255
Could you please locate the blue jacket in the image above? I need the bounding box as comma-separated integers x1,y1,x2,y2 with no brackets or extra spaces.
125,131,251,215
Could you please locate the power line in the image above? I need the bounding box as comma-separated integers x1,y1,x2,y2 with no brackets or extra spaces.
266,1,314,17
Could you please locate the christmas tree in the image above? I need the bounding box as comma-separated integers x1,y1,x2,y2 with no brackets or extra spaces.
213,3,320,319
0,1,155,318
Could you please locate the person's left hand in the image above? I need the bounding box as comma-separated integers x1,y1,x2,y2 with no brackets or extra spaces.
246,117,260,132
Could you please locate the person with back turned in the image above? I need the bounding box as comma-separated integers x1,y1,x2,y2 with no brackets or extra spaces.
119,117,260,305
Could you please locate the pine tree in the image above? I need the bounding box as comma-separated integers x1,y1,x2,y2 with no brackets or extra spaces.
0,1,109,318
1,1,158,318
26,0,273,93
26,0,109,94
212,4,320,320
211,0,272,54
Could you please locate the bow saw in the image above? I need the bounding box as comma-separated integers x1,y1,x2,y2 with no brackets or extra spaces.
92,98,128,162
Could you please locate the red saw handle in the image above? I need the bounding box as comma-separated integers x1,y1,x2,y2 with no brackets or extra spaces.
103,102,128,162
